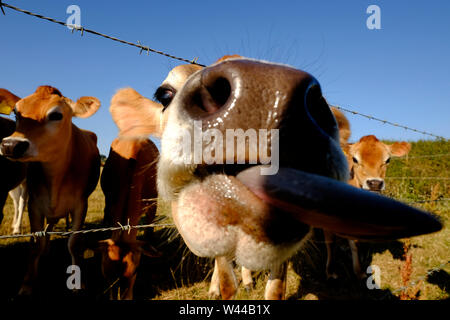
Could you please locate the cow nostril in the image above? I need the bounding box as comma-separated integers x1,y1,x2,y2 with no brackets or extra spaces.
197,76,231,115
13,140,29,158
207,77,231,107
305,85,339,140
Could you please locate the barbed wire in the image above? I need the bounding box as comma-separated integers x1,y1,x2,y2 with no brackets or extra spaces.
391,260,450,296
405,198,450,204
333,105,447,140
0,221,175,240
385,177,450,180
394,153,450,160
0,1,205,67
1,2,449,140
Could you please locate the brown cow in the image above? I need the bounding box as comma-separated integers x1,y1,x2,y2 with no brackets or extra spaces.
114,56,441,300
0,86,101,295
324,107,412,280
99,88,162,300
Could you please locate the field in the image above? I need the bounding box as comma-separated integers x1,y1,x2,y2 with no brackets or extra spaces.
0,139,448,300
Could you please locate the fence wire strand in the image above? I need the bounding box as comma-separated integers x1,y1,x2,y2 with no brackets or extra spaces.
0,222,175,240
333,105,447,140
1,2,448,140
0,1,205,66
391,261,450,295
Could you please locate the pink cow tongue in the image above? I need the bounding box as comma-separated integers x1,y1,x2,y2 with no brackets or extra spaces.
237,166,442,241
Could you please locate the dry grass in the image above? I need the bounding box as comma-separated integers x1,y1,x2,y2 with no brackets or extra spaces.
0,140,448,300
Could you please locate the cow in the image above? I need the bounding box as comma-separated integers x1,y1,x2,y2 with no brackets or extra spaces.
324,108,412,280
99,88,162,300
0,86,101,295
0,109,27,234
113,56,441,300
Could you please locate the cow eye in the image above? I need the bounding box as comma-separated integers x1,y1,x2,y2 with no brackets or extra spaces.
154,86,176,111
385,157,391,164
352,157,359,164
48,111,63,121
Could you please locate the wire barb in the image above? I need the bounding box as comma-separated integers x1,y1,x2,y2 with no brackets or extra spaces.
32,224,49,240
117,219,132,234
0,0,5,15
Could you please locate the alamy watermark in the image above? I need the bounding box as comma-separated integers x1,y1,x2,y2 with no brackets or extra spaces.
66,265,81,290
66,5,81,30
168,120,280,175
366,5,381,30
366,265,382,289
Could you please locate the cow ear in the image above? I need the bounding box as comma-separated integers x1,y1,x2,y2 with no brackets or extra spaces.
330,107,351,145
110,88,164,138
68,96,101,118
0,89,21,115
389,142,411,157
215,54,242,63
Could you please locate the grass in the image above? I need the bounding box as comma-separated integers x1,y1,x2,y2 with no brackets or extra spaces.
0,139,448,300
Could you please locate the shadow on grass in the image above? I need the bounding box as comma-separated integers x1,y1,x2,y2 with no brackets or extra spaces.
0,225,444,301
0,222,212,301
427,269,450,299
288,229,405,300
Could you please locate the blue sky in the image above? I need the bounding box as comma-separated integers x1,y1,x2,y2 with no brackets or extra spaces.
0,0,449,155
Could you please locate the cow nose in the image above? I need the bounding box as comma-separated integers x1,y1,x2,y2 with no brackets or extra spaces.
367,179,384,192
0,138,30,159
176,58,342,176
180,59,338,137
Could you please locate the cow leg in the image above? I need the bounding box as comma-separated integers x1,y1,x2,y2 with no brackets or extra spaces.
208,259,221,298
68,201,88,289
324,230,338,280
208,256,237,300
348,240,365,279
120,273,137,300
264,262,288,300
19,208,54,296
241,266,253,291
11,183,27,235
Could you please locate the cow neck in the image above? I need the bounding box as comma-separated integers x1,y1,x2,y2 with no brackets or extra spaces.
39,126,75,197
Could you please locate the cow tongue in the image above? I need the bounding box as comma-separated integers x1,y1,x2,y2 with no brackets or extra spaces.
236,166,442,240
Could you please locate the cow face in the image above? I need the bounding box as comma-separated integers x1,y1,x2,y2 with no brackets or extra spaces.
154,57,440,271
349,135,411,192
0,86,100,162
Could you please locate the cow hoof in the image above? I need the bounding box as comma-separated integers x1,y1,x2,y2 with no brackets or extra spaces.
244,283,253,293
326,272,339,281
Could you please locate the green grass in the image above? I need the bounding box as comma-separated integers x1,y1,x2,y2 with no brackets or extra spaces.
0,139,448,300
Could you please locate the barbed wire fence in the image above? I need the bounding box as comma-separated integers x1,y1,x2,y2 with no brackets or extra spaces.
0,1,447,141
332,106,447,140
0,221,176,241
0,1,205,66
0,1,449,299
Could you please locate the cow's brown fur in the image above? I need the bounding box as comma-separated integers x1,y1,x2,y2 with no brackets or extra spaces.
99,89,162,300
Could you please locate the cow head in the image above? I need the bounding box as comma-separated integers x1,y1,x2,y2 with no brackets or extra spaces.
0,86,100,162
349,135,411,192
113,56,441,272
